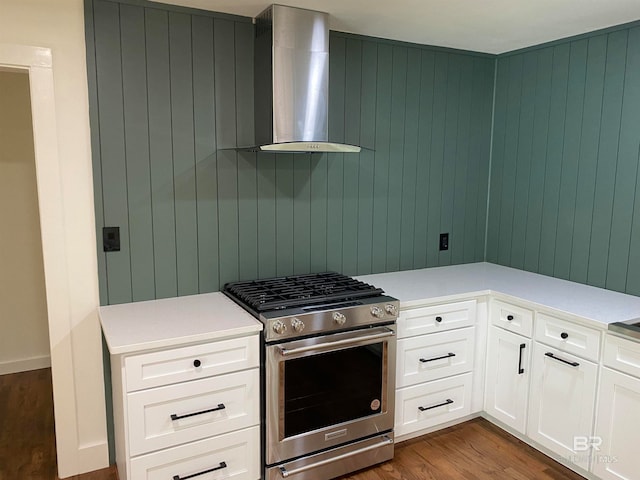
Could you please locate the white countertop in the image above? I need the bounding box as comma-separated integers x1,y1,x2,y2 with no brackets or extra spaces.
99,292,262,355
358,262,640,326
100,263,640,355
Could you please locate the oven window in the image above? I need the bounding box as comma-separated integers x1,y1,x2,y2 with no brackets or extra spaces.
283,343,383,438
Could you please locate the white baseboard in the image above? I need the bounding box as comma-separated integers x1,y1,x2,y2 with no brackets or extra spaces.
0,354,51,375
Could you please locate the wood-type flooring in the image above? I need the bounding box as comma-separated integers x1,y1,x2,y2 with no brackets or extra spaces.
1,369,584,480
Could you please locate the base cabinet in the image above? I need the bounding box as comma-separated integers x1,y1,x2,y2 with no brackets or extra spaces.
484,326,531,434
527,343,597,471
111,335,261,480
593,367,640,479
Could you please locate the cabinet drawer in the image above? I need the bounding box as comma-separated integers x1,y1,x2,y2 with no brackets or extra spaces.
125,335,259,392
604,334,640,378
395,373,472,437
397,300,476,338
491,300,533,337
396,327,475,388
129,426,260,480
127,369,259,456
535,313,601,361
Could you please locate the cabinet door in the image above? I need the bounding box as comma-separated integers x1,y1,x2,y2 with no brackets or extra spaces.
484,327,531,434
593,367,640,480
527,343,597,470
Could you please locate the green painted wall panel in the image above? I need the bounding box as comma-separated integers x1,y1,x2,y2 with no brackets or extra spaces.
588,31,627,288
485,57,508,263
386,46,408,271
145,7,178,298
413,50,435,268
452,57,472,266
426,53,448,267
569,36,606,284
523,48,553,272
326,36,346,273
371,44,393,273
620,27,640,295
85,0,109,306
192,15,219,292
356,41,377,275
120,4,155,301
169,12,199,296
342,39,362,275
537,44,570,276
489,24,640,295
87,0,494,304
510,51,537,270
554,39,588,280
497,55,523,266
399,48,421,271
93,0,133,304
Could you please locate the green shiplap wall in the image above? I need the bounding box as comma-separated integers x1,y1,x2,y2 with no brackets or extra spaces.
86,0,495,305
487,24,640,295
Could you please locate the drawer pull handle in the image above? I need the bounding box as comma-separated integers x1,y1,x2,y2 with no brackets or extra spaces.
435,316,443,323
193,359,201,368
560,332,569,339
545,352,579,367
518,343,525,374
507,315,514,321
418,398,453,412
173,461,227,480
419,352,456,363
170,403,225,421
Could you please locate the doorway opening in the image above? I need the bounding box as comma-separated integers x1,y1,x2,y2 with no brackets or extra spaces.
0,68,56,477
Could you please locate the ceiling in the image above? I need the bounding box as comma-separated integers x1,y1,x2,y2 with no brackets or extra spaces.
154,0,640,54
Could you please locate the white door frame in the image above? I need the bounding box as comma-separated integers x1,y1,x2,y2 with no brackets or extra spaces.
0,43,104,477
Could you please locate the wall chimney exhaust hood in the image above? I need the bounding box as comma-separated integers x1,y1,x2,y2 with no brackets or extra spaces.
248,4,361,153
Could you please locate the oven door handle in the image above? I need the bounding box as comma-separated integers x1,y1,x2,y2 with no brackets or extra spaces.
277,328,395,356
278,435,393,478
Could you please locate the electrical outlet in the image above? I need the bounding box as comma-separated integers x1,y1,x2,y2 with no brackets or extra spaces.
103,226,120,252
439,233,449,251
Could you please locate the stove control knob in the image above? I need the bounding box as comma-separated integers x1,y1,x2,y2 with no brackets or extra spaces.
370,306,384,318
272,320,287,335
333,311,347,326
291,318,305,333
385,304,398,316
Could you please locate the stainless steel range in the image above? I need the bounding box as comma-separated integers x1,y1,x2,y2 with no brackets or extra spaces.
223,272,398,480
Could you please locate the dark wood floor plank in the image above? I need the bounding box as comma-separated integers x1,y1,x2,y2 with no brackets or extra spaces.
0,368,118,480
341,418,584,480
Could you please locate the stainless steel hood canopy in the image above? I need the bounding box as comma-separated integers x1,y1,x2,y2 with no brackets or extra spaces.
251,5,361,153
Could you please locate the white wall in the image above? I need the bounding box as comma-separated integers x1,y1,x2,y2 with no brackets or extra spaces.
0,70,51,375
0,0,108,476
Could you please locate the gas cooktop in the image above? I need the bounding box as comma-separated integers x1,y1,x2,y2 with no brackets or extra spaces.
223,272,384,314
223,272,398,342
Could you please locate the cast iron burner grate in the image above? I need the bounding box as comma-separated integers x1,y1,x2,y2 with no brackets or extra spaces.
224,272,383,312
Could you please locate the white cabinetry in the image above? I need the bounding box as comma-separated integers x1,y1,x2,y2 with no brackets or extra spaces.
527,316,600,471
484,303,532,433
395,300,476,438
111,335,261,480
593,335,640,480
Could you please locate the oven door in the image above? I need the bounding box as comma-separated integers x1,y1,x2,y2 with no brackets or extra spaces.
265,325,396,465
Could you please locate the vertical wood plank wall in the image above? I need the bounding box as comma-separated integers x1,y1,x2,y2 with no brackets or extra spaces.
86,0,494,305
487,24,640,295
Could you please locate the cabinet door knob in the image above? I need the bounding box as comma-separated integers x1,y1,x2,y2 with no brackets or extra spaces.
193,359,201,368
435,316,443,323
560,332,568,339
507,315,514,321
